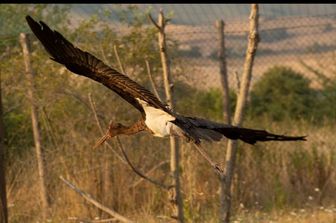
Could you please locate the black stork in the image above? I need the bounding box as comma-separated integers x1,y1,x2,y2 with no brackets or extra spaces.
25,16,306,172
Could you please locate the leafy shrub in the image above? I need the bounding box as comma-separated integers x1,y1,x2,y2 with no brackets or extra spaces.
175,81,236,122
248,66,316,121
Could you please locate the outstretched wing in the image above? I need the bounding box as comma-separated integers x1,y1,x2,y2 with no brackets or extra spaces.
173,116,307,145
25,15,171,117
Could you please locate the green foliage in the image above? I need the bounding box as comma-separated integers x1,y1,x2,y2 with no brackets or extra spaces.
312,84,336,121
0,4,70,50
175,81,236,121
249,63,336,123
248,66,316,121
300,61,336,121
115,5,152,27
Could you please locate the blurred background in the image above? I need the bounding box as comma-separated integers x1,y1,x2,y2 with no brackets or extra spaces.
1,4,336,223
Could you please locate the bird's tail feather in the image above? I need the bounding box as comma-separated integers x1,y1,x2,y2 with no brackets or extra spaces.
215,127,306,145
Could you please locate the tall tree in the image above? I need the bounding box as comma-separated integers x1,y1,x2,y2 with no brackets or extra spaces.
216,19,231,124
150,10,185,222
220,4,259,223
19,33,50,221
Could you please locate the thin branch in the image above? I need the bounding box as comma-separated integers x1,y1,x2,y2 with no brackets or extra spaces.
147,13,161,31
60,176,135,223
234,71,241,91
56,89,106,120
130,160,169,188
145,60,162,102
41,106,58,149
115,137,171,190
100,42,109,63
88,93,105,135
299,59,331,87
88,93,127,165
113,45,125,74
3,103,22,116
159,9,167,28
216,19,231,124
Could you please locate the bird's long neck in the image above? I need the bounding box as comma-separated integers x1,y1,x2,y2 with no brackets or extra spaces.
119,119,148,135
93,119,149,149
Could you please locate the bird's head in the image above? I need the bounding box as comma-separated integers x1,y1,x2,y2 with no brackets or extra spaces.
107,122,127,137
93,121,126,149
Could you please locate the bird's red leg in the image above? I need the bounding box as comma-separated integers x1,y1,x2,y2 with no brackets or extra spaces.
194,144,224,176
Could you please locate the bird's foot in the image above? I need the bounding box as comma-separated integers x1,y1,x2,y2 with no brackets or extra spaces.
194,144,225,177
214,164,225,178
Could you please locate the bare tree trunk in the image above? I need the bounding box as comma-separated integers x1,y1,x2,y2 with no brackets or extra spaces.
216,20,231,124
19,33,50,221
220,5,259,223
150,10,184,222
0,69,8,223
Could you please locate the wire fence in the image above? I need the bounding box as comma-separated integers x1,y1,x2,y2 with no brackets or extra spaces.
164,12,336,90
2,4,336,221
2,5,336,91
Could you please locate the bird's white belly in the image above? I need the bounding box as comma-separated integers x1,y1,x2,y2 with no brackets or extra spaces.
137,98,175,137
145,114,174,137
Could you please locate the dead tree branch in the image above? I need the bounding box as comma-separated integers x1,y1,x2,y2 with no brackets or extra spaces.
113,45,125,74
145,60,162,102
147,13,161,31
88,93,127,165
115,137,171,190
60,176,135,223
130,160,169,188
216,20,231,124
234,71,241,91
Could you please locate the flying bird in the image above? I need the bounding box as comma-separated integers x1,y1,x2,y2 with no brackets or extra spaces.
25,16,306,172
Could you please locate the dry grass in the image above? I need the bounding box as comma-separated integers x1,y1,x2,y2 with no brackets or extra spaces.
5,119,336,222
233,207,336,223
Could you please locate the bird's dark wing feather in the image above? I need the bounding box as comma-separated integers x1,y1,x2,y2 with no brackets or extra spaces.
173,116,307,145
25,15,171,117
